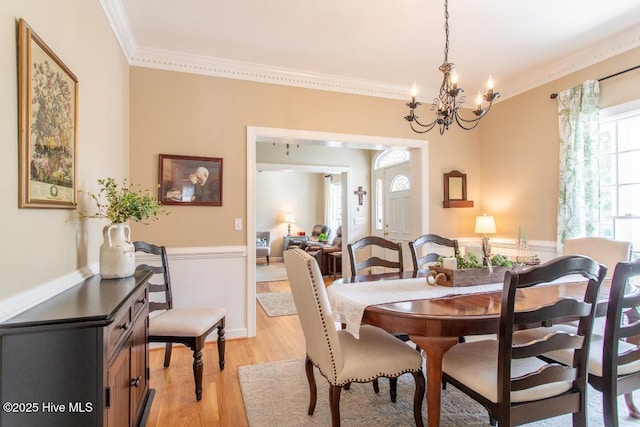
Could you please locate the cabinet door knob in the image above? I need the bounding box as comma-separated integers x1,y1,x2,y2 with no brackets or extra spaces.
136,297,147,305
130,376,141,388
120,322,131,331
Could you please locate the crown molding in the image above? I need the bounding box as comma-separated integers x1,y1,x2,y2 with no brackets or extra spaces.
128,46,409,100
100,0,640,102
500,24,640,99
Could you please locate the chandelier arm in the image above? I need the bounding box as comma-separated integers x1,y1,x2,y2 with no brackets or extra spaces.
412,110,439,129
454,113,482,131
409,118,438,134
454,98,498,125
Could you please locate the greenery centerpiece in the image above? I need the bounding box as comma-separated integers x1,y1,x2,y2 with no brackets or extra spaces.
80,178,168,279
428,251,513,287
435,251,512,269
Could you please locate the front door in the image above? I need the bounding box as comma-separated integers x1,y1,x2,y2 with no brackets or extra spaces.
373,162,411,272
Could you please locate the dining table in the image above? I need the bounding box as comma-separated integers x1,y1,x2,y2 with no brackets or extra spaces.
327,270,612,427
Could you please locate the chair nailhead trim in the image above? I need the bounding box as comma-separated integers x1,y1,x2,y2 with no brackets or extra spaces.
302,252,421,386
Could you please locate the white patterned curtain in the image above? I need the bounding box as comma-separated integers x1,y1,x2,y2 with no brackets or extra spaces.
557,80,600,252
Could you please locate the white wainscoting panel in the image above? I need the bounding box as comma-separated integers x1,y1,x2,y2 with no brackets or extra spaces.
139,245,248,341
0,246,249,342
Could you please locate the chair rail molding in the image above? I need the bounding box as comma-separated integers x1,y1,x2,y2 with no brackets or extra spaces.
0,246,249,340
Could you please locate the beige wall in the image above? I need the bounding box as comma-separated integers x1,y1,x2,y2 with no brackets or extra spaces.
480,46,640,243
0,0,129,300
256,171,325,256
129,67,480,246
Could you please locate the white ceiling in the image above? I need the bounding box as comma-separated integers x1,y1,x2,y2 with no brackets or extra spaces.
100,0,640,103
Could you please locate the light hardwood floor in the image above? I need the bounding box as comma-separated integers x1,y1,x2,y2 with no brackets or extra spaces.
146,278,329,427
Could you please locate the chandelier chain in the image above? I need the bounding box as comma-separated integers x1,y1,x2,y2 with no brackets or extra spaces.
443,0,449,65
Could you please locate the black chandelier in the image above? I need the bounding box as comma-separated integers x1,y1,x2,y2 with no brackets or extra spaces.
405,0,499,135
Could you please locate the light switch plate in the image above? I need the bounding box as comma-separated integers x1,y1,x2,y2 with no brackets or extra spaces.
234,218,242,230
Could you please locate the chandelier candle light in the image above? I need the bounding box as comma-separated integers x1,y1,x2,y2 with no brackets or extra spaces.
405,0,500,134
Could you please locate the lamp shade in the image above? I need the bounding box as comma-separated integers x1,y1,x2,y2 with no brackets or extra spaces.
285,212,295,224
475,215,496,234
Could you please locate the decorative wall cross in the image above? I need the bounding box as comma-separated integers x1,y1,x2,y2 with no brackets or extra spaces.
354,186,367,206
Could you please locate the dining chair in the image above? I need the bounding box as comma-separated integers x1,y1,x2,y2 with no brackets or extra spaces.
347,235,414,350
347,235,403,276
283,249,425,427
518,259,640,426
562,236,632,278
134,241,227,401
441,255,607,426
408,233,459,271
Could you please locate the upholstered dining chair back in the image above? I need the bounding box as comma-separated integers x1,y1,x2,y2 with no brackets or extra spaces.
442,255,607,426
283,248,426,427
562,236,632,278
284,248,344,379
408,234,459,271
347,236,403,275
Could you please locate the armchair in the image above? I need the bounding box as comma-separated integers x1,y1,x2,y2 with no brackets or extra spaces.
256,231,271,265
307,224,330,243
306,226,342,275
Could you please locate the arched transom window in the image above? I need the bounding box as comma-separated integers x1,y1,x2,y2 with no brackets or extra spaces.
374,150,410,169
390,174,410,192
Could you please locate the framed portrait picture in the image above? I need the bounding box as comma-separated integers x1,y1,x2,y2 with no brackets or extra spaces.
159,154,223,206
17,19,78,208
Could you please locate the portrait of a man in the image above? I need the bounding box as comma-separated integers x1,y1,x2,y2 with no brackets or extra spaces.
159,154,223,206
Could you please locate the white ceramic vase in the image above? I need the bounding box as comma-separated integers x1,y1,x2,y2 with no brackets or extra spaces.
99,223,135,279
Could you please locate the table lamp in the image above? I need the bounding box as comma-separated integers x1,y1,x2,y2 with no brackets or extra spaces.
285,212,294,236
475,214,496,261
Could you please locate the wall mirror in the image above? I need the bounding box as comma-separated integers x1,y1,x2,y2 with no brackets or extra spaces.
443,170,473,208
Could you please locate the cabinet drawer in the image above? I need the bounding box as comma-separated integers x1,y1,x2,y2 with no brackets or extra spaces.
107,304,131,358
131,286,148,323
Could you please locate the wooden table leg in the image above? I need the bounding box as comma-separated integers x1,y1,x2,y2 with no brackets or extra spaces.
410,335,458,427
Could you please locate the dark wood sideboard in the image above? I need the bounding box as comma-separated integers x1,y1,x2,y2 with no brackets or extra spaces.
0,269,154,427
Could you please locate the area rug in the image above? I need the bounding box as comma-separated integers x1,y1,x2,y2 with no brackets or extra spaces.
256,292,297,317
239,358,637,427
256,261,289,282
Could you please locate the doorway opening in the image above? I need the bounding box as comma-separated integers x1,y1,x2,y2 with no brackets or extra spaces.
246,126,429,336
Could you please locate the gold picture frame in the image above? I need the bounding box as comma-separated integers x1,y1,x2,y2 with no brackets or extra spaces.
18,19,78,208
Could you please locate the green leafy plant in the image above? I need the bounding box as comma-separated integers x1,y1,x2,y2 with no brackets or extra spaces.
437,251,512,269
490,253,513,268
79,178,168,225
318,232,328,242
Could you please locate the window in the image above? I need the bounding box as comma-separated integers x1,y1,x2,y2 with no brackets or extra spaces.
375,178,383,230
599,100,640,256
390,174,410,192
374,150,409,169
327,180,342,233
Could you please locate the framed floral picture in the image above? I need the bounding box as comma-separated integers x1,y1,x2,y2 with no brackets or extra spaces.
158,154,223,206
17,19,78,208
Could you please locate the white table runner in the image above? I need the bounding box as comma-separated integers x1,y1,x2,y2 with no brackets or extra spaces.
327,278,504,338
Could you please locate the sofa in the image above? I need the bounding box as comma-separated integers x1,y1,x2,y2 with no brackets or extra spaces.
256,231,271,264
